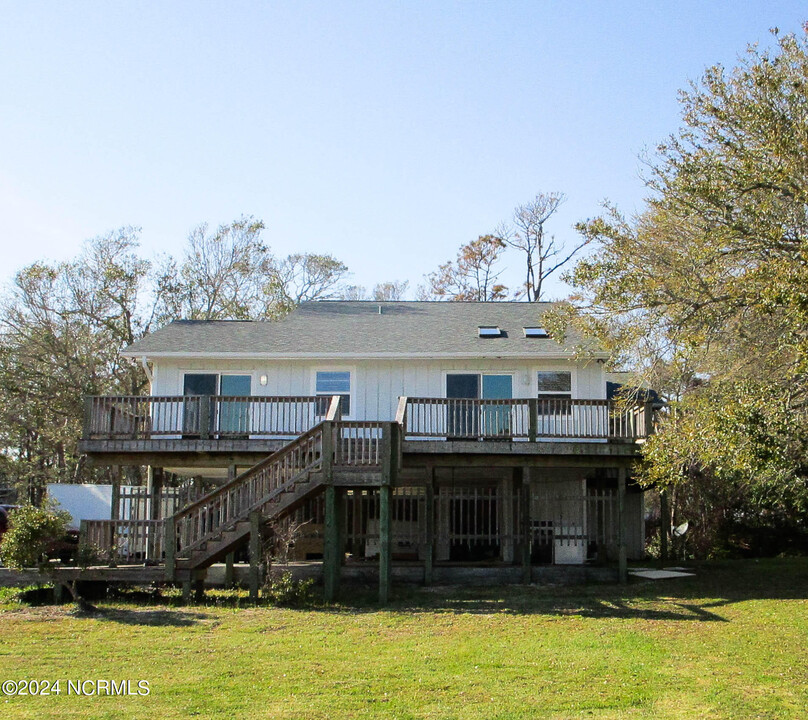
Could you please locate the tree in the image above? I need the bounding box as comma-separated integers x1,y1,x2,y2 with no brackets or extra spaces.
273,253,350,314
0,216,355,498
370,280,409,301
0,228,156,500
0,504,71,570
557,27,808,556
421,235,508,301
499,192,588,301
155,216,279,321
341,280,410,301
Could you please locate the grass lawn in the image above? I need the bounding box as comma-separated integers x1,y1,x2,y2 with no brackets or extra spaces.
0,558,806,719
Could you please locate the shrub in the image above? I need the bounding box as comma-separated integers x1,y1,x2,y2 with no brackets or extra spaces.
0,505,71,570
262,571,314,607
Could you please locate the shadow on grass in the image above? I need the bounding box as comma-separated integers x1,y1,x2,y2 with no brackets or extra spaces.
36,557,807,625
94,607,209,627
321,557,808,623
323,585,733,622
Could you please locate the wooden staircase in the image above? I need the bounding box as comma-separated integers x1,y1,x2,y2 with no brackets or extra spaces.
165,423,327,576
164,418,392,578
172,476,323,572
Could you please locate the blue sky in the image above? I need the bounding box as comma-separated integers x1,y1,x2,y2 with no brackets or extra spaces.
1,2,805,298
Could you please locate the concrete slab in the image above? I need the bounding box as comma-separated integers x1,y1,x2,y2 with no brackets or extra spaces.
629,569,695,580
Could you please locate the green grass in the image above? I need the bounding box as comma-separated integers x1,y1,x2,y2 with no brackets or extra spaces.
1,559,807,719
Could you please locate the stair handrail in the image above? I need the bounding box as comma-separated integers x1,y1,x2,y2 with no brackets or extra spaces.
170,421,328,555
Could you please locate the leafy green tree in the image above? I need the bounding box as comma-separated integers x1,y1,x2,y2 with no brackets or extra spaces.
558,27,808,556
0,228,155,500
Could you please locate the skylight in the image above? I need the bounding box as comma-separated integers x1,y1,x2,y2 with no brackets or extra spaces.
523,327,549,338
478,326,502,338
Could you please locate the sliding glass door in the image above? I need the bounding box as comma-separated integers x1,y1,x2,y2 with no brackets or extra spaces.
182,373,252,436
446,374,513,438
481,374,513,437
183,374,218,436
446,374,480,437
219,375,252,434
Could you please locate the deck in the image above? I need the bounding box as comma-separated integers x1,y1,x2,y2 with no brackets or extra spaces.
67,395,651,601
79,395,653,467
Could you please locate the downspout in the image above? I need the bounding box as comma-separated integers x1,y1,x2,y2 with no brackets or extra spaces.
140,356,154,393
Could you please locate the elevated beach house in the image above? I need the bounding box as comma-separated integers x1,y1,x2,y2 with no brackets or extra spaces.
77,301,652,600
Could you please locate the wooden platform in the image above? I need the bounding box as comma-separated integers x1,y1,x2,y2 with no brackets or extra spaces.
39,561,619,589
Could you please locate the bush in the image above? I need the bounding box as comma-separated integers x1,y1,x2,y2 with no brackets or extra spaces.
262,571,314,607
0,505,71,570
74,542,102,569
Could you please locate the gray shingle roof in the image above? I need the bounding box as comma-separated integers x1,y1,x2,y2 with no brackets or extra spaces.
122,301,603,359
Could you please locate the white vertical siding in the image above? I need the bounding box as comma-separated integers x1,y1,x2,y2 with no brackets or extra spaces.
150,356,607,421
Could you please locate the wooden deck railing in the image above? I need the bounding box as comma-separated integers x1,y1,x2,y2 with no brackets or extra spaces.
333,421,386,467
83,393,652,445
401,397,653,441
81,519,165,565
83,395,334,440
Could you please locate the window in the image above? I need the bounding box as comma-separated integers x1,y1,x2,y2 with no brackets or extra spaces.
315,370,351,416
523,326,549,338
478,326,502,338
537,371,572,414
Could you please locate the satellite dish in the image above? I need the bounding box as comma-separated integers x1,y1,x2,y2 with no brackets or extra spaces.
673,521,689,538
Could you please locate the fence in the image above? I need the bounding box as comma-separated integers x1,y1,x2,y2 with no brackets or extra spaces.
82,519,165,564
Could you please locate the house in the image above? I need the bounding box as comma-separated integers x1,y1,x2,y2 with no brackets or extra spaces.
76,301,652,601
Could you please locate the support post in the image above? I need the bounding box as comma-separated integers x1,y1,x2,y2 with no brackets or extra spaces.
193,569,206,603
109,466,121,567
424,468,435,586
249,511,262,602
199,396,211,440
659,486,669,566
528,399,538,443
110,466,121,520
618,466,628,584
83,397,94,439
53,582,64,604
224,551,235,588
501,473,514,563
644,400,655,438
379,484,392,604
225,465,237,588
323,485,343,602
520,471,531,584
378,423,397,604
147,467,164,562
321,421,334,481
164,516,176,581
